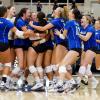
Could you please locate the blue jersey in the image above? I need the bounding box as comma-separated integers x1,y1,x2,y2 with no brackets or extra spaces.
14,17,29,47
0,18,14,44
28,22,39,30
64,20,81,49
95,30,100,50
30,21,54,47
80,24,96,51
50,18,65,44
15,18,28,30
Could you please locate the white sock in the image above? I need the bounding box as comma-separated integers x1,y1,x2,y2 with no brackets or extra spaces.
57,80,63,86
53,76,59,82
52,65,58,72
40,78,44,84
45,65,52,73
79,66,86,76
86,64,92,76
68,78,76,84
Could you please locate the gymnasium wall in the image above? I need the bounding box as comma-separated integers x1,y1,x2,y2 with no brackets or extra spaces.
1,0,100,18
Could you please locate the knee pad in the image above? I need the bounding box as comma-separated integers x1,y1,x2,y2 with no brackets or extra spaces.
59,65,67,73
52,65,58,71
29,65,37,74
37,67,43,73
4,62,11,68
79,66,86,75
45,65,52,73
12,67,20,75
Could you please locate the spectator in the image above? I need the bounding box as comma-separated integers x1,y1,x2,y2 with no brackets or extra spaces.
0,1,3,7
53,0,58,11
36,1,42,12
71,0,77,9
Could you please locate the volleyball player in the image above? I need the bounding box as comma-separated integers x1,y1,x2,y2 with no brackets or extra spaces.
52,8,82,93
7,5,16,69
95,19,100,70
11,8,31,82
76,15,99,89
0,6,31,90
24,12,38,84
29,7,69,88
27,12,52,91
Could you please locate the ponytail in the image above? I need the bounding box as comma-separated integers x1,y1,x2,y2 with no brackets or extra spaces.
14,8,28,25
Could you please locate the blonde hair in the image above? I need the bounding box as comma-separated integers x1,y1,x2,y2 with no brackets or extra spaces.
63,6,69,19
57,7,67,19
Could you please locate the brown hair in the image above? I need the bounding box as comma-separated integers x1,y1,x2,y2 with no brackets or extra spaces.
98,17,100,20
96,19,100,24
0,6,7,17
84,15,92,24
7,5,14,10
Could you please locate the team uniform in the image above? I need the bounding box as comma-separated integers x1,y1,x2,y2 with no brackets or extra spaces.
0,18,14,52
6,17,15,48
80,24,96,52
14,17,30,50
64,20,82,55
26,21,54,92
52,20,82,93
50,18,68,48
95,30,100,54
29,21,54,53
78,24,99,89
0,18,15,90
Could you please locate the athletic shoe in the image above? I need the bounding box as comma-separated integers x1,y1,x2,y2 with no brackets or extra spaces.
47,80,59,93
56,84,65,93
0,81,9,91
81,75,88,85
22,80,28,87
22,84,33,92
65,83,79,94
31,82,44,92
4,80,17,91
16,78,25,91
52,80,66,93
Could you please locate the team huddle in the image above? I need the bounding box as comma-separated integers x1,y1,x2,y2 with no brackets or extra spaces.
0,5,100,93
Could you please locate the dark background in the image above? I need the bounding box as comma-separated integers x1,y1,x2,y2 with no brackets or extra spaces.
14,0,84,3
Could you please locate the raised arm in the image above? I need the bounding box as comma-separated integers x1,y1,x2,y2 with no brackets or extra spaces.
11,27,32,39
29,21,54,31
78,32,92,42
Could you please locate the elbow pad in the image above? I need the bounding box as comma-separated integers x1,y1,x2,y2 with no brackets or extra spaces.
15,30,24,39
59,34,65,39
40,39,46,44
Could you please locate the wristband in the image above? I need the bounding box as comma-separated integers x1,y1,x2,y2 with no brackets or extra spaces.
59,34,65,39
15,30,24,39
40,39,46,44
